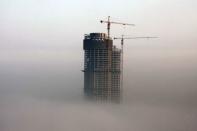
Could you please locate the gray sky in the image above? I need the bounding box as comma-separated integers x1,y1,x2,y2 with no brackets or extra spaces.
1,1,197,131
0,0,197,51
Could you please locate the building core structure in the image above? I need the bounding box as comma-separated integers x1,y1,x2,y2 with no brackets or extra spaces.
83,33,122,102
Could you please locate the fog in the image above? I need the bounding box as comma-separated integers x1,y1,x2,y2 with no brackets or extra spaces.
1,0,197,131
0,47,197,131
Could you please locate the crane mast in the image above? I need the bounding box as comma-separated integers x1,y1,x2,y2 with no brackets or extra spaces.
100,16,135,39
114,36,158,91
100,16,158,94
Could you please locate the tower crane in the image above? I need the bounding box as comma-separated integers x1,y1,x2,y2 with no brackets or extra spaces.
100,16,135,39
114,35,158,89
114,35,158,53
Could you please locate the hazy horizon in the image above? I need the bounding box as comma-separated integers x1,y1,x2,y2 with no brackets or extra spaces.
1,0,197,131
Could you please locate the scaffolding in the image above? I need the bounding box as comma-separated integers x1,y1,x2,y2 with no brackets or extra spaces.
83,33,121,103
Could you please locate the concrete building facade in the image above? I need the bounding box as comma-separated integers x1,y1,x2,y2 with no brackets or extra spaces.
83,33,121,102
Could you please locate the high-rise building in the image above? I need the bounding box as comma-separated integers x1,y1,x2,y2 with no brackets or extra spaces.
83,33,121,103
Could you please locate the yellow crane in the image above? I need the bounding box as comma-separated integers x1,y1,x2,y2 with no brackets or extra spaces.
114,35,158,89
114,35,158,53
100,16,135,39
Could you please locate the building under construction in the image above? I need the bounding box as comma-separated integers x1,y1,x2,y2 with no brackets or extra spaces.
83,33,121,102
